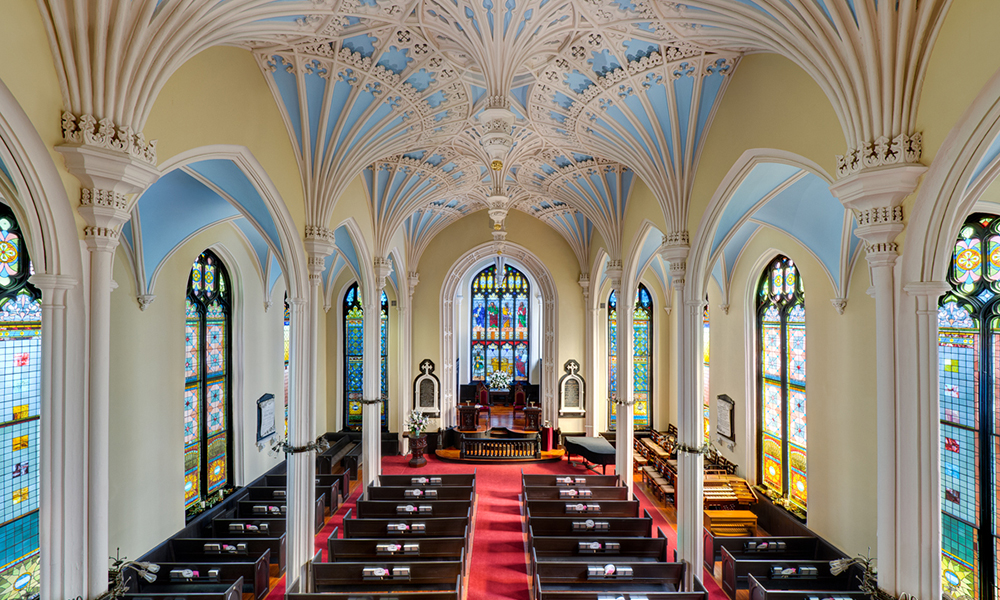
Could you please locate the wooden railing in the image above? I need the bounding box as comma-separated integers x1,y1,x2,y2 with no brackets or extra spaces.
460,435,541,459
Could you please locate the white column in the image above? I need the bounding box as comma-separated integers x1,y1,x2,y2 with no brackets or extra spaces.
901,281,949,600
33,274,81,600
579,273,595,436
606,261,633,492
362,258,393,495
829,165,925,594
285,295,313,589
662,235,704,590
400,272,419,454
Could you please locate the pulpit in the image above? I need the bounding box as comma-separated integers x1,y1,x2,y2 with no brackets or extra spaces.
458,405,480,431
523,406,542,432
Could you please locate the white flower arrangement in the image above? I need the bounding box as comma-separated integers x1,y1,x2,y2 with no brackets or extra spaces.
404,409,430,436
489,370,513,389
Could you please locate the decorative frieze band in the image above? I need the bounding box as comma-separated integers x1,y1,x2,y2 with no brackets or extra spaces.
80,187,129,211
83,225,120,241
61,112,157,165
304,225,335,243
836,133,922,178
855,205,904,228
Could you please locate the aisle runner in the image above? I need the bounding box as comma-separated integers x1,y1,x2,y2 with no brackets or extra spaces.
265,455,727,600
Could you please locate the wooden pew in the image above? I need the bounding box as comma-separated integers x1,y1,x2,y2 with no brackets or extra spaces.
380,473,477,488
523,486,631,501
341,511,470,540
533,561,706,600
721,542,845,599
124,578,243,600
354,499,472,519
150,561,265,600
289,560,463,599
703,532,814,572
261,476,343,511
528,533,670,581
247,485,337,515
211,517,285,538
521,474,620,489
527,512,654,545
746,573,866,600
327,534,467,566
237,495,327,533
367,485,475,501
526,499,640,518
169,536,286,576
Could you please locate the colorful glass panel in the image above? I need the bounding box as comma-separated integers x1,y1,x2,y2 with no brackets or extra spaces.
937,214,1000,597
184,251,231,510
0,219,20,287
345,285,364,430
704,304,711,443
757,256,806,513
607,286,653,431
284,297,289,437
470,265,531,383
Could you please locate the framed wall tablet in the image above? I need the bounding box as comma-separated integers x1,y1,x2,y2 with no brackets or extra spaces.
413,358,440,417
256,393,276,442
558,359,586,417
716,393,735,443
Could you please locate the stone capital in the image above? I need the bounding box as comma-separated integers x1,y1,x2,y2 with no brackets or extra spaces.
407,271,420,293
605,260,623,289
374,257,392,290
56,143,159,196
829,164,926,251
578,272,590,291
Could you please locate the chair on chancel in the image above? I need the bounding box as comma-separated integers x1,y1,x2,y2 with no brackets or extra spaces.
512,383,527,421
476,382,491,427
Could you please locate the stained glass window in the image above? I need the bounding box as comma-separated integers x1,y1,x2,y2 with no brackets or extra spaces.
756,256,806,514
343,284,388,431
0,205,41,598
608,284,653,431
184,251,232,511
704,303,711,443
938,213,1000,600
283,294,289,437
470,265,530,383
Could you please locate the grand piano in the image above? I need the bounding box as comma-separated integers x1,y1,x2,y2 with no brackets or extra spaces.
563,436,616,474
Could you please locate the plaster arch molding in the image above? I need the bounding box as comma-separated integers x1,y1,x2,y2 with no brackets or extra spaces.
439,242,559,428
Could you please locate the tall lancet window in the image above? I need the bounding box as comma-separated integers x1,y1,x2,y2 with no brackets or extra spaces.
937,213,1000,600
0,204,42,596
757,255,807,514
184,250,233,510
704,303,711,443
607,284,653,431
343,283,388,431
284,294,289,437
470,264,530,383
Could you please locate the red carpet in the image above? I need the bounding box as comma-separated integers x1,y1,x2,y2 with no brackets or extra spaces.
264,454,728,600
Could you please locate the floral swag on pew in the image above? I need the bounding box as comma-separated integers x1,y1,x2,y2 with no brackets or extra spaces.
263,435,331,457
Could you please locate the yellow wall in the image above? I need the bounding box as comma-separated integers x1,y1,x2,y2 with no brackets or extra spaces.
109,223,285,559
706,225,877,557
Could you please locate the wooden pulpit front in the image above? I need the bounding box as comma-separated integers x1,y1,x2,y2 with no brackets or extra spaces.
523,406,542,432
458,405,479,431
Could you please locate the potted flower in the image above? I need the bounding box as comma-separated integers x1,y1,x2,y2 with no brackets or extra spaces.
489,370,512,391
404,409,431,468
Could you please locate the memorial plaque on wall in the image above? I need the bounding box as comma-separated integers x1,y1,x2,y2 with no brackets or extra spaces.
564,379,580,409
419,379,435,408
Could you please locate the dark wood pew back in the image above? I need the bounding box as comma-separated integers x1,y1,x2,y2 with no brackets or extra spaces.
169,535,286,576
236,496,326,532
526,499,640,518
533,572,707,600
523,486,631,501
521,473,621,490
211,517,285,538
150,562,267,600
530,535,668,562
355,499,472,519
367,485,475,501
703,533,819,571
379,473,477,488
328,535,467,564
267,473,349,503
527,512,653,542
721,546,839,599
308,560,463,594
124,579,243,600
341,513,470,540
747,573,866,600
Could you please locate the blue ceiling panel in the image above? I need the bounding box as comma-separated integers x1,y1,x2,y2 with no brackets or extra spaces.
970,133,1000,190
185,159,282,252
269,55,302,151
673,74,694,164
121,220,135,249
304,62,329,150
695,67,726,153
752,174,848,288
135,169,240,287
0,156,12,185
233,218,270,274
387,253,399,292
268,252,283,296
723,221,759,282
710,163,800,256
334,224,361,280
711,258,725,294
634,227,663,279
